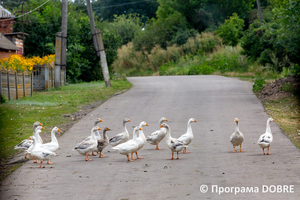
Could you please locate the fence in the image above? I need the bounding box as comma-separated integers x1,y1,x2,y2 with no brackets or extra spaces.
0,68,32,101
0,65,66,102
32,64,65,91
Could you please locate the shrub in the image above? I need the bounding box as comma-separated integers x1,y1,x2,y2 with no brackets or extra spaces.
215,13,244,46
188,64,215,75
252,74,266,93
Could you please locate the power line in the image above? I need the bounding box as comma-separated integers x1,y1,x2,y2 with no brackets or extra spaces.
0,0,50,22
93,0,153,10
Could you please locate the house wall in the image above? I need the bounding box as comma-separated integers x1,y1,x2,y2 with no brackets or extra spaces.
0,18,14,34
0,50,17,59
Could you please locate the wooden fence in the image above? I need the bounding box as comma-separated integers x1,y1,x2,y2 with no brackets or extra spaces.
0,68,32,101
0,65,65,102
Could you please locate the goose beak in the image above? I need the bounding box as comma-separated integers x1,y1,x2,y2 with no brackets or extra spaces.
273,119,275,122
139,127,142,130
146,123,149,126
108,128,111,130
98,127,102,130
128,119,131,122
39,123,43,126
99,119,103,122
58,129,61,132
42,127,45,130
194,120,197,122
28,137,31,139
166,119,168,121
160,125,163,128
234,118,237,122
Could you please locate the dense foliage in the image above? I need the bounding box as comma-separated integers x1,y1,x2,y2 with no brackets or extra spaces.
12,0,121,83
215,13,244,46
3,0,299,81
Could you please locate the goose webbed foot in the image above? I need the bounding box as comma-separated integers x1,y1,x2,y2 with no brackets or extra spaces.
47,161,54,164
135,152,143,159
239,145,244,152
155,144,163,150
85,154,93,161
127,155,134,162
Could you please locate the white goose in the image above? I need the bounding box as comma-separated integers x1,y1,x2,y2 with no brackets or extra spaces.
28,134,56,168
80,118,103,156
257,118,275,155
74,126,101,161
161,123,186,160
146,117,168,150
230,118,244,152
14,121,43,158
131,121,149,160
109,118,131,146
26,125,44,163
41,127,61,164
178,118,197,153
112,126,141,162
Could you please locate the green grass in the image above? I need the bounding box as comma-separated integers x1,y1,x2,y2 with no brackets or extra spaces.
0,80,132,163
262,97,300,149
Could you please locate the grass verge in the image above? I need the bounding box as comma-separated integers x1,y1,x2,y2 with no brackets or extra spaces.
0,80,132,183
262,97,300,149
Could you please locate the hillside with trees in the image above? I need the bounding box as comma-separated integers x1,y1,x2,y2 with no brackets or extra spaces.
2,0,299,82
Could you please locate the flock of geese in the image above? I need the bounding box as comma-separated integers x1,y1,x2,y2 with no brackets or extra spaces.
14,117,275,168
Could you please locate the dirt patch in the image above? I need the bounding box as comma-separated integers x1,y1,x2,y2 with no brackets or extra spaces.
258,75,300,101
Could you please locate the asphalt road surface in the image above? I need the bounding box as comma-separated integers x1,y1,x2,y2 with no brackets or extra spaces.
1,75,299,200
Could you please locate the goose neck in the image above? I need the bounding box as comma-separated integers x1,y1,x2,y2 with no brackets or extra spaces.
51,129,58,143
266,120,272,133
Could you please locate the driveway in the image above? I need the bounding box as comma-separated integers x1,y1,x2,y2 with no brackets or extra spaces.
0,75,299,199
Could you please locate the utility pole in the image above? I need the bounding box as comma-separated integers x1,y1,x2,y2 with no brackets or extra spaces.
61,0,67,85
55,0,67,89
86,0,111,87
256,0,263,24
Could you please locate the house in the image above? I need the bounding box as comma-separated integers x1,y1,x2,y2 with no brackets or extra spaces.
0,5,27,58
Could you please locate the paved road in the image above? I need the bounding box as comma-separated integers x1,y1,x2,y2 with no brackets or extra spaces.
1,75,299,199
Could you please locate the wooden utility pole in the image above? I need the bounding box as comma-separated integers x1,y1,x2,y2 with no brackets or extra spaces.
86,0,111,87
54,32,62,89
55,0,67,89
256,0,263,24
61,0,67,84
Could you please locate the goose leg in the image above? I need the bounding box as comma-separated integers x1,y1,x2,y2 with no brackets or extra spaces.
25,153,29,159
99,151,105,158
155,144,163,150
89,152,97,156
176,152,179,159
168,152,174,160
135,152,143,159
39,161,45,168
130,152,135,160
233,145,237,153
183,147,190,153
127,154,134,162
47,160,54,164
239,144,244,152
262,148,266,155
267,146,270,155
85,154,93,161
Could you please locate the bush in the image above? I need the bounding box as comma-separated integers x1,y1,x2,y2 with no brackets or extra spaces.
188,64,215,75
252,75,266,92
215,13,244,46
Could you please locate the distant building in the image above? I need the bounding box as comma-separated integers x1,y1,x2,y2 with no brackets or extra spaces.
0,5,27,58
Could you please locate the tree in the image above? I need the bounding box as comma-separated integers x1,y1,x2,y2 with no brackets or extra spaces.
92,0,159,23
13,0,121,83
215,13,244,46
105,14,143,45
272,0,300,65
